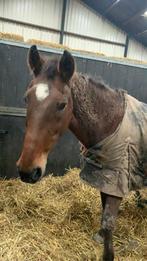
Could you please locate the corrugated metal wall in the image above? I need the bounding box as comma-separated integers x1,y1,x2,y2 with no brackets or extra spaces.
64,35,125,57
127,39,147,62
64,0,125,57
0,0,62,42
0,0,147,61
0,0,62,28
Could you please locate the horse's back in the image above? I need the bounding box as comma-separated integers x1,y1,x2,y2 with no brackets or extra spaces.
80,92,147,198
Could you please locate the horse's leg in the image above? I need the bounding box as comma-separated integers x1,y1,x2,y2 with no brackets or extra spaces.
101,192,107,210
93,192,107,243
101,194,122,261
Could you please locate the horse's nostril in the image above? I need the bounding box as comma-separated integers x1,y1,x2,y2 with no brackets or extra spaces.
32,167,42,182
18,170,30,182
18,167,42,184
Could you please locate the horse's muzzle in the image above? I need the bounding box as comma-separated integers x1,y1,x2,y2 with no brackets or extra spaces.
18,167,42,184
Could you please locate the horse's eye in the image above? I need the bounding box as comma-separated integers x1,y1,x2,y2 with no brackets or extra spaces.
56,102,67,111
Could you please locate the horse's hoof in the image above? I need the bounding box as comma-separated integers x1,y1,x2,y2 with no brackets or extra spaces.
103,257,114,261
92,232,104,244
103,253,114,261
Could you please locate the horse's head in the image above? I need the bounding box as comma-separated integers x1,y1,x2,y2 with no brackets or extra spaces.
17,45,75,183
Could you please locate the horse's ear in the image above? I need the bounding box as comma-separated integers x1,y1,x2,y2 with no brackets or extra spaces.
28,45,44,77
58,50,75,82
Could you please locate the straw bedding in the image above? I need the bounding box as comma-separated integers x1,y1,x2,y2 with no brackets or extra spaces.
0,168,147,261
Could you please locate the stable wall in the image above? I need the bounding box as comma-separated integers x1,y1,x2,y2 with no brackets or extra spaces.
0,40,147,178
0,0,147,61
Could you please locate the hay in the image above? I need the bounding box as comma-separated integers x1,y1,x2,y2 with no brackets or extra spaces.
26,39,147,65
109,56,147,65
26,39,70,51
26,39,105,57
0,32,146,65
0,32,24,42
0,168,147,261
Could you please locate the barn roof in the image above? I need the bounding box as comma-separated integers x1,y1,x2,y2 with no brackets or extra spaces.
83,0,147,47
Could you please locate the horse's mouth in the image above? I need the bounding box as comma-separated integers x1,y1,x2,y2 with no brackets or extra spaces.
20,176,39,184
18,167,42,184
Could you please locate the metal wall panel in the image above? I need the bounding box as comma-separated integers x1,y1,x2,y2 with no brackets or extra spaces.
64,0,147,61
65,0,126,43
1,42,147,178
0,0,63,29
63,35,125,57
0,43,80,177
142,47,147,62
0,0,4,17
0,21,23,35
0,44,29,108
0,21,60,43
0,115,80,178
1,0,147,61
22,26,59,43
127,39,147,62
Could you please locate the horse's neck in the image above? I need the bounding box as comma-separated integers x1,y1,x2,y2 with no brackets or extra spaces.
69,73,125,148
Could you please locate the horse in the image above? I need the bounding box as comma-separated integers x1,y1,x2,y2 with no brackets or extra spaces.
17,45,147,261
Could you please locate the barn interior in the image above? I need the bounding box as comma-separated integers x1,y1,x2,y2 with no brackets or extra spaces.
0,1,147,261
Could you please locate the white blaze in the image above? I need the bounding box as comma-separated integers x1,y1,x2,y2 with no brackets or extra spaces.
35,83,49,101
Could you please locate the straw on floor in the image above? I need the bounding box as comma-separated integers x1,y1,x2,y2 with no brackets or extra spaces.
0,168,147,261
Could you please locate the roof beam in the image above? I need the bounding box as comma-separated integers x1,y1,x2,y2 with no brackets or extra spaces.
122,4,147,26
82,0,147,47
136,29,147,37
104,0,121,14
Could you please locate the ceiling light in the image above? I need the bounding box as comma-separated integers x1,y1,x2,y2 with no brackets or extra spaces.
142,11,147,17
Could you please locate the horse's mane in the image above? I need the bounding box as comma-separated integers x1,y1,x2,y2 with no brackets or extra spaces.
40,56,125,111
42,56,120,94
88,76,111,90
80,73,126,94
70,72,125,130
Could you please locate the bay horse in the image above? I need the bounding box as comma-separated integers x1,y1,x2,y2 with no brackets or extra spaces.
17,45,147,261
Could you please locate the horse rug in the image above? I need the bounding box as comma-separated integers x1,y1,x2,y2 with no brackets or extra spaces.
80,93,147,198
